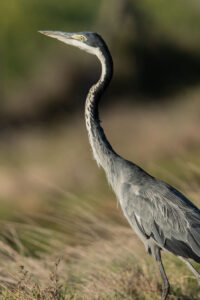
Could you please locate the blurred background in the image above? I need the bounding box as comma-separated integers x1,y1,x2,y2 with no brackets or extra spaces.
0,0,200,299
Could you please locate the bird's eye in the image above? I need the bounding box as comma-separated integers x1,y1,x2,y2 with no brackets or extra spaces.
72,34,87,42
79,35,87,42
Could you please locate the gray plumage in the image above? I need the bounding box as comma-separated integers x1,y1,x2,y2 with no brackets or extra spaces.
39,30,200,300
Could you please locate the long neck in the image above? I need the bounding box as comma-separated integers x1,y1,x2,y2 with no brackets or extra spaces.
85,46,119,187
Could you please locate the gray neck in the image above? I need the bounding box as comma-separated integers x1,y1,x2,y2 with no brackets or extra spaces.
85,46,119,188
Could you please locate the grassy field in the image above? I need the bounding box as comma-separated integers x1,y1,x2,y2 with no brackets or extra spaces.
0,88,200,299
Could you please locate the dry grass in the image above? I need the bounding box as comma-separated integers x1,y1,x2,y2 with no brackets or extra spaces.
0,223,200,299
0,89,200,298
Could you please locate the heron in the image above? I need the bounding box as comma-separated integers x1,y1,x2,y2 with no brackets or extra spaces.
39,30,200,300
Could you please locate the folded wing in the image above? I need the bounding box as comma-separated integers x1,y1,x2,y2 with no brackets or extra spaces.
120,179,200,261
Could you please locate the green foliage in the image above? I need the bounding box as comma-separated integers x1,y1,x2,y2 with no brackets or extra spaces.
1,0,200,86
0,0,100,80
137,0,200,47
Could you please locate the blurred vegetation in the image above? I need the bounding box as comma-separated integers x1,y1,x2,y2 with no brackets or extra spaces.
0,1,200,299
1,0,200,126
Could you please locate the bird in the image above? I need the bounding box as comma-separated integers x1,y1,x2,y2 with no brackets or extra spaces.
39,30,200,300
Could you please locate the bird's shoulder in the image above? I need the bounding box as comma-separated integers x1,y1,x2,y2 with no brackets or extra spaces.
119,160,198,213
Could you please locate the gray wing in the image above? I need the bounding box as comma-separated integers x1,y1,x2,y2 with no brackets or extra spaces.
120,178,200,260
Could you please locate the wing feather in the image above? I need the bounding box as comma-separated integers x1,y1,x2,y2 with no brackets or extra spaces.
120,179,200,258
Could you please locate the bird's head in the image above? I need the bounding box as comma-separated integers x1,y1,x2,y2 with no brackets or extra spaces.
39,31,105,56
